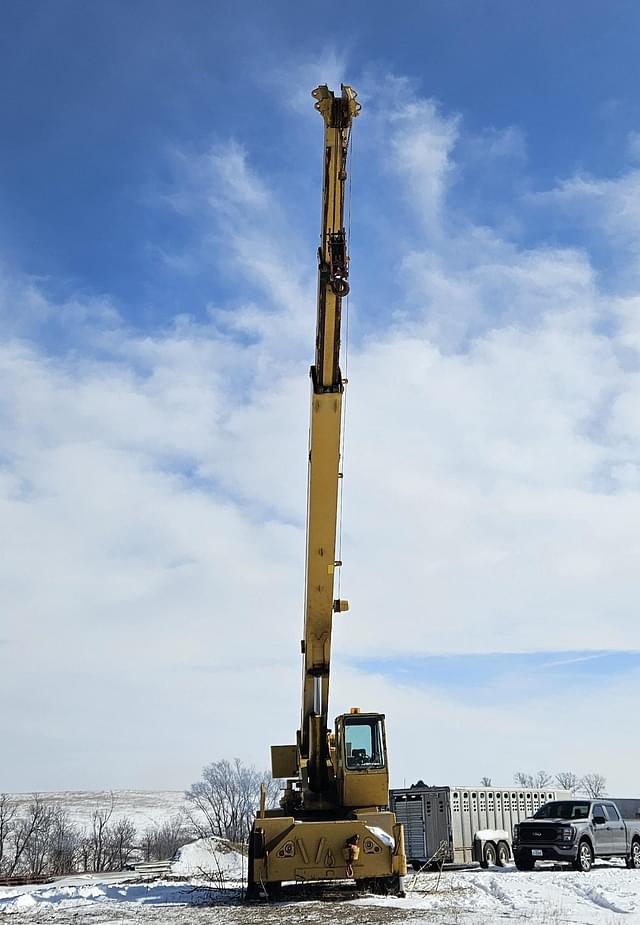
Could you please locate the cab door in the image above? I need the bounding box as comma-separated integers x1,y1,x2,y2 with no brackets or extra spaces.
603,803,627,856
591,803,610,855
337,712,390,808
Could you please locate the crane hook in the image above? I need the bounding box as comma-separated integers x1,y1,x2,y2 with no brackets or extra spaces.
330,277,350,297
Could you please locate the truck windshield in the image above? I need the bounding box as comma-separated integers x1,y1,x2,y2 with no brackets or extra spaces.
344,717,385,770
534,801,591,820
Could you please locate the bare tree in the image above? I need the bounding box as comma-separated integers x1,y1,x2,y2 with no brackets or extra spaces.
186,758,279,844
579,774,607,798
514,771,552,789
6,795,51,876
139,814,191,863
533,771,552,788
154,814,191,860
104,817,137,870
89,794,116,872
0,794,17,874
48,809,80,876
23,805,56,878
7,800,81,878
480,777,492,787
79,832,93,873
140,827,156,863
514,772,533,787
555,771,579,793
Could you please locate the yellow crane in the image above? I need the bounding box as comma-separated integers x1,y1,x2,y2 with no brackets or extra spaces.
247,84,407,899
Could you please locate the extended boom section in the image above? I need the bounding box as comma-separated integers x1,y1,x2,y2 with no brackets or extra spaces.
247,85,407,900
300,83,358,795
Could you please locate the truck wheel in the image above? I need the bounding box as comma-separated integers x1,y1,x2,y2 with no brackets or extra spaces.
480,841,497,869
626,839,640,870
514,854,535,871
497,841,510,867
573,839,593,872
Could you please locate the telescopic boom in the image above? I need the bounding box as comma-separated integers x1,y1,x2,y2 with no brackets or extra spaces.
299,84,360,794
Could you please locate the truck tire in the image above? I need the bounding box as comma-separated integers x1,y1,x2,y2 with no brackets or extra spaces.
514,854,535,871
480,841,497,869
626,839,640,870
497,841,510,867
573,839,594,872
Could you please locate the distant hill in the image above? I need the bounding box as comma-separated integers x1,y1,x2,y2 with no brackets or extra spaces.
9,790,190,830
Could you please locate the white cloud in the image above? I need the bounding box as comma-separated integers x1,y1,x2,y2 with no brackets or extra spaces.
529,169,640,286
3,77,640,791
275,47,351,115
388,96,459,230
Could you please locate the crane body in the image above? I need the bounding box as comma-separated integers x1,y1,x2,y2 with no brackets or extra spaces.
247,85,407,899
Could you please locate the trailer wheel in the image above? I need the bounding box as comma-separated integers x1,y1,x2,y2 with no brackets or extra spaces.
626,839,640,869
573,839,593,872
497,841,510,867
480,841,497,869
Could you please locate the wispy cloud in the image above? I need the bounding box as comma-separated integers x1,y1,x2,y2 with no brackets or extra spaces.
542,652,611,668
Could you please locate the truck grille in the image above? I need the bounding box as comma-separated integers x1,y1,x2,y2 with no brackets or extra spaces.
519,824,559,843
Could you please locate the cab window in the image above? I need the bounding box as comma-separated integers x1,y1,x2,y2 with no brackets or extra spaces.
534,801,589,820
344,717,384,770
605,804,620,821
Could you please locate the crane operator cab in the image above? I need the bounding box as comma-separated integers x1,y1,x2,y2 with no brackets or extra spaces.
336,710,390,810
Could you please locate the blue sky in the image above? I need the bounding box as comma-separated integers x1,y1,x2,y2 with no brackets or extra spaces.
2,1,640,793
4,0,640,313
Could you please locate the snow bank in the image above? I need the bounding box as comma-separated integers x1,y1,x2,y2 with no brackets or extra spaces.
170,836,245,880
0,880,196,915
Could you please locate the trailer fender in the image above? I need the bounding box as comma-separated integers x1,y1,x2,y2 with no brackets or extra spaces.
474,829,510,866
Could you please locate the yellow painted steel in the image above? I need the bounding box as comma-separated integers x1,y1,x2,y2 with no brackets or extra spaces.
299,85,359,775
300,390,342,766
251,815,406,889
249,85,407,899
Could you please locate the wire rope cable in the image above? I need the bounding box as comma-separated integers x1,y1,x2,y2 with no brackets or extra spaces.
336,127,354,603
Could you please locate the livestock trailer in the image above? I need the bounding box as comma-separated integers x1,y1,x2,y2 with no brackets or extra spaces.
390,784,571,868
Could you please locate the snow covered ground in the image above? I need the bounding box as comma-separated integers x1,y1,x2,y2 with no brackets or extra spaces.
2,797,640,921
2,861,640,922
8,790,189,830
